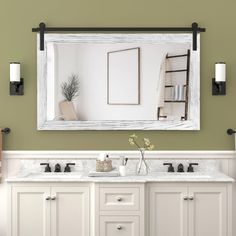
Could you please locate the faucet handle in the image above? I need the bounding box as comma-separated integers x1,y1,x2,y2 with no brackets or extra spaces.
54,163,62,172
40,163,51,172
187,163,199,172
163,163,175,172
177,163,184,172
64,163,76,172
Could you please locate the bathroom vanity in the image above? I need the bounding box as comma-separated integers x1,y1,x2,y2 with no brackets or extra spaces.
6,173,233,236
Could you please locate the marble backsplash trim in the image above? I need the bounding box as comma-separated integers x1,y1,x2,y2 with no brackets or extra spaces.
19,159,220,176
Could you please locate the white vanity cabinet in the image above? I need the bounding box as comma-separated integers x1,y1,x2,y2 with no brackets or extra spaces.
7,181,232,236
148,183,232,236
8,184,90,236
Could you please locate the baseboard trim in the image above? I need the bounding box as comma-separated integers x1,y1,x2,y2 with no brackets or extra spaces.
2,150,236,160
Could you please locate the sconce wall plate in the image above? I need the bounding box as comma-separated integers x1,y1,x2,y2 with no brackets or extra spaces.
10,78,24,95
212,78,226,96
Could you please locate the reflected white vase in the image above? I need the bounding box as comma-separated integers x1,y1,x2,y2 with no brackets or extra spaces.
59,101,78,121
135,148,149,176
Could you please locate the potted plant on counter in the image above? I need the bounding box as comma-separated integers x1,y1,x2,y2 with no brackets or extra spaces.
59,74,80,121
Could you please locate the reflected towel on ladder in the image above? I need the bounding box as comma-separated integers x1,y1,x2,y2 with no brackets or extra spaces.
174,85,179,101
173,85,185,101
178,85,185,101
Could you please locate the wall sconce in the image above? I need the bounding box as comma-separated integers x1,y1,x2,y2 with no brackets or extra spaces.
212,62,226,96
10,62,24,95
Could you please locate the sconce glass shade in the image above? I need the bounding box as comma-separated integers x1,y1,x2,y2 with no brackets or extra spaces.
215,62,226,82
10,62,21,82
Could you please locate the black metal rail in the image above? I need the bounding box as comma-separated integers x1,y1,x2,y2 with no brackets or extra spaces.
166,54,189,59
166,69,188,73
164,100,186,103
32,22,206,51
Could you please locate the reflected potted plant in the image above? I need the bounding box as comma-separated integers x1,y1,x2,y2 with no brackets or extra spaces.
128,134,154,175
59,74,80,121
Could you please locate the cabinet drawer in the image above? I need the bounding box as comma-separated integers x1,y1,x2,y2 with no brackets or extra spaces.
100,216,140,236
99,187,140,211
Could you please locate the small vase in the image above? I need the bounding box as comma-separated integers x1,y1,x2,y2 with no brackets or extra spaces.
59,101,78,121
136,148,149,176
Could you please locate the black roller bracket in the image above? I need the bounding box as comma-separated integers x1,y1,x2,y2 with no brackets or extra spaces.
1,128,11,134
39,22,46,51
227,129,236,135
192,22,198,51
32,22,206,52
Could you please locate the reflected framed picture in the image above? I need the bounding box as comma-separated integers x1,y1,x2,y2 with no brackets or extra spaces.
107,47,140,105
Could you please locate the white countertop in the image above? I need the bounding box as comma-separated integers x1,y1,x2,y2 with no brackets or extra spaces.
5,172,235,183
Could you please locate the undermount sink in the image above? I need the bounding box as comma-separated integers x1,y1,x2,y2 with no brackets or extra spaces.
26,173,82,179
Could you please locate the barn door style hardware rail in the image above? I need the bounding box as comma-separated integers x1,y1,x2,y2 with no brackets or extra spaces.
32,22,206,51
1,128,11,134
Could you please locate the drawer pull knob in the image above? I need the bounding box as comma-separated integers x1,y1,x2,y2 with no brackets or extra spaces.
46,196,51,201
51,196,56,200
183,196,188,200
117,225,122,230
189,196,194,200
117,197,122,202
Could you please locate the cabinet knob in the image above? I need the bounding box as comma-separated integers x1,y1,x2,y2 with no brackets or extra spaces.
183,196,188,200
45,196,51,200
189,196,194,200
117,225,122,230
117,197,122,202
51,196,56,200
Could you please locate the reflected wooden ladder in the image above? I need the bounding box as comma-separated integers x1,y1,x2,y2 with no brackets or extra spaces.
157,49,191,121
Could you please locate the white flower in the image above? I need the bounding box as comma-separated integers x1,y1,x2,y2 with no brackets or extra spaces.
130,134,137,139
147,144,155,150
128,134,154,151
144,138,151,146
128,138,135,145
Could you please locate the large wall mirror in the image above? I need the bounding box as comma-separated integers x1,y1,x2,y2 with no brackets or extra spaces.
37,33,200,130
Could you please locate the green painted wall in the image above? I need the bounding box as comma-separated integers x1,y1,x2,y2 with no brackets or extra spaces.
0,0,235,150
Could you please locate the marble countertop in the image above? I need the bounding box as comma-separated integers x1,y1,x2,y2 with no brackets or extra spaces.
5,172,235,183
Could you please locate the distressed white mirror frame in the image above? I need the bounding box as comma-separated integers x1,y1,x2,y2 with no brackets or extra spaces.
37,33,200,130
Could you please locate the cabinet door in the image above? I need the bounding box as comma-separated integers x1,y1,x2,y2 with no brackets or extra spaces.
100,216,140,236
51,186,90,236
188,186,227,236
149,185,188,236
11,186,50,236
